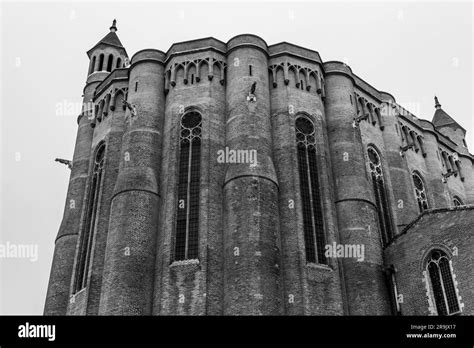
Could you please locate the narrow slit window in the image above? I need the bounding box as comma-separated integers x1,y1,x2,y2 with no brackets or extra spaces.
174,112,202,261
73,142,106,293
249,65,252,76
98,54,104,71
106,54,113,72
368,146,393,246
296,116,326,264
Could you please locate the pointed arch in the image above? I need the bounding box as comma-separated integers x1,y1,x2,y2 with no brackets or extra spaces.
73,141,106,293
410,131,419,152
297,69,306,90
174,63,185,86
367,145,393,246
174,111,202,261
116,57,122,69
448,156,456,176
187,62,197,85
417,135,426,157
275,64,285,88
425,249,461,315
287,65,298,88
295,114,326,264
413,171,429,213
453,196,464,206
442,151,452,172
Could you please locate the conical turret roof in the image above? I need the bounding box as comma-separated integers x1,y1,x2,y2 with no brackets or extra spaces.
432,96,465,132
87,19,127,57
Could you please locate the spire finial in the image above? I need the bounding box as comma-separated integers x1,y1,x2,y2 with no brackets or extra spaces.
110,19,117,32
434,95,441,109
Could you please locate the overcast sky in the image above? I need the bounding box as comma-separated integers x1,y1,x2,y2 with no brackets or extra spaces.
1,1,472,314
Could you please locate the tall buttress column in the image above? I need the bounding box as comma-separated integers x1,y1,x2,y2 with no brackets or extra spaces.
223,36,283,315
44,73,105,315
99,50,165,315
324,62,391,315
379,94,418,233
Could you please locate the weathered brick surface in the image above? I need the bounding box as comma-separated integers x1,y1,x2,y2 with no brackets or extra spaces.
45,29,474,316
385,207,474,315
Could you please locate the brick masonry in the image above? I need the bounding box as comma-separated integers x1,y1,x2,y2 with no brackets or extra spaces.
44,25,474,316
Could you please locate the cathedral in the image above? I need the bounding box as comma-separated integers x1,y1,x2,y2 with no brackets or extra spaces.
45,20,474,316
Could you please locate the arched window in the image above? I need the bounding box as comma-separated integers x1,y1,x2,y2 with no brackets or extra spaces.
73,142,106,292
453,196,463,206
367,146,393,246
175,111,202,261
426,250,461,315
413,172,429,213
106,54,113,72
116,57,122,69
89,56,96,75
296,116,326,264
98,54,104,71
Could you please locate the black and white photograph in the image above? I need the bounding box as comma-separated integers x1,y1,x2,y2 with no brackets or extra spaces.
1,0,473,345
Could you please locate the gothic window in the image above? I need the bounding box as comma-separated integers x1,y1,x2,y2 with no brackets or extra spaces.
426,250,461,315
413,172,429,213
175,111,202,261
367,146,393,246
295,116,326,264
116,57,122,69
73,142,106,292
453,197,463,206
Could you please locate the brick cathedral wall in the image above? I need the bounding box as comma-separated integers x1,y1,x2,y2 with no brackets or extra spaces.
385,207,474,315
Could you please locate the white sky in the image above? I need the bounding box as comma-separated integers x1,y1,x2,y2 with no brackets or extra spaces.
1,1,472,314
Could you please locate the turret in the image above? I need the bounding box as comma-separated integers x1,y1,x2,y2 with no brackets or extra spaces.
86,19,128,77
44,21,126,315
222,35,283,315
324,62,392,315
432,96,467,147
98,49,166,315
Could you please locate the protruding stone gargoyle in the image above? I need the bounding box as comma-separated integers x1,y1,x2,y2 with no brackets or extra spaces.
352,113,369,128
399,143,415,158
247,81,257,102
122,98,137,125
55,158,72,170
442,170,458,183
